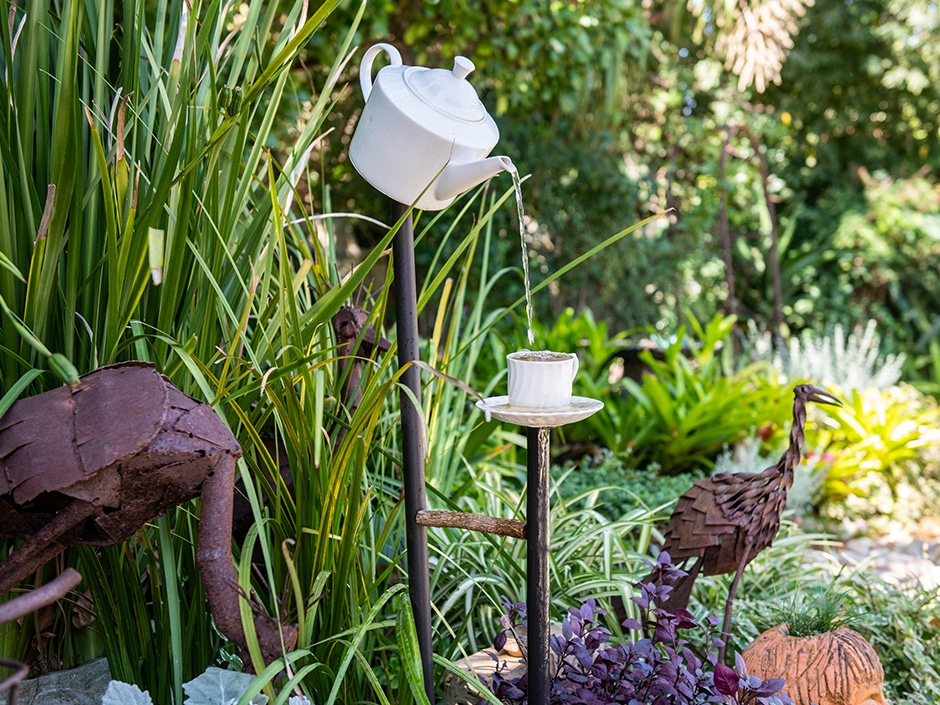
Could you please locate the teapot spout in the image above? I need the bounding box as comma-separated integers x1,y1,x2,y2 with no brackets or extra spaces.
434,156,515,202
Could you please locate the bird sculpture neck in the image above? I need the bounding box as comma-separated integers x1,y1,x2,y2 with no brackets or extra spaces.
780,396,809,488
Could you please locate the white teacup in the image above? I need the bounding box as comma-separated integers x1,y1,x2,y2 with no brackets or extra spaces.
506,350,579,409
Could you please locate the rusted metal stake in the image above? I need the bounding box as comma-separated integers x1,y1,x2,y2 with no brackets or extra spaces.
0,568,82,626
0,656,27,705
390,200,435,701
0,568,83,705
527,426,552,704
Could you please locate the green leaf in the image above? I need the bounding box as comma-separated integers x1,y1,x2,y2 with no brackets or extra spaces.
396,594,432,705
48,353,79,386
0,368,42,417
183,667,268,705
102,681,154,705
432,654,503,705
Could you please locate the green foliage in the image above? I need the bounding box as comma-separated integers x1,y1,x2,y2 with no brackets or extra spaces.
495,124,670,334
769,170,940,373
299,0,940,369
0,0,343,386
829,171,940,361
0,0,354,698
553,455,705,522
818,387,938,512
427,464,659,656
0,1,439,702
768,0,940,183
848,578,940,705
309,0,650,127
759,586,863,638
620,314,782,474
755,0,940,366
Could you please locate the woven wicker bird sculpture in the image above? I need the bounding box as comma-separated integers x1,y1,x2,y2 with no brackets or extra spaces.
650,384,841,661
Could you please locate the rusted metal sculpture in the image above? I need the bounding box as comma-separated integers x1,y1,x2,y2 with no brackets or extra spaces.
0,568,83,705
332,306,391,409
0,362,295,663
649,384,841,661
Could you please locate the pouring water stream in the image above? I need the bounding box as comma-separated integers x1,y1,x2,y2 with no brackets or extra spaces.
506,163,536,347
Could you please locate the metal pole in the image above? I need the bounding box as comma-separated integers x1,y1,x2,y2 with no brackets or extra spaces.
390,200,435,701
526,426,552,703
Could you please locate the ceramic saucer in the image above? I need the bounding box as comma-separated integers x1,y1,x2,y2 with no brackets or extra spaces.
475,396,604,428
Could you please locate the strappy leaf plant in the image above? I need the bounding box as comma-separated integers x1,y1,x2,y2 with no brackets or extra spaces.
0,1,434,702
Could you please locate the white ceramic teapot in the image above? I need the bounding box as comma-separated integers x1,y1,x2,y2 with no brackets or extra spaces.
349,43,513,211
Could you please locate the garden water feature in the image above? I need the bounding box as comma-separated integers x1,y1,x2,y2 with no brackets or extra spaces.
349,42,537,345
349,42,512,212
350,43,602,701
508,164,536,345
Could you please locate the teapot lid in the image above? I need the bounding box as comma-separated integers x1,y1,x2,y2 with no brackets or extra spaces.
404,57,487,123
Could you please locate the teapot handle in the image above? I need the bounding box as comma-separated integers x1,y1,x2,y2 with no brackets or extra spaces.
359,43,403,101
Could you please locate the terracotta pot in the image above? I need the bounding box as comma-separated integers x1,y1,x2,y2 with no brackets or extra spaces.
742,624,889,705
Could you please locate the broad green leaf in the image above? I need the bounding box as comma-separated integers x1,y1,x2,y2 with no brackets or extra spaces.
102,681,154,705
183,668,269,705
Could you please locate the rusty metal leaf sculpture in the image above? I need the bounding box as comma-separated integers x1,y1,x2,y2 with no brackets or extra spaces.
0,362,295,664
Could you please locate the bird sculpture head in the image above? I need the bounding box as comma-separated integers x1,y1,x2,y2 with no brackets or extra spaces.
794,384,842,407
786,384,842,472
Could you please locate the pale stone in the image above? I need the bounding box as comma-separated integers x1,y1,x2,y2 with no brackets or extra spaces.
0,658,111,705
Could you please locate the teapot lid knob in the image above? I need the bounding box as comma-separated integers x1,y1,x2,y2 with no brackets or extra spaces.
404,55,488,123
452,56,474,82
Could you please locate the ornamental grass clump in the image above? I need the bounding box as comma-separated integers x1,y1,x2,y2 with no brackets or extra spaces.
482,553,793,704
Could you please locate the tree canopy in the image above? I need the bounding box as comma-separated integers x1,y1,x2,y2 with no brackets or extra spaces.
303,0,940,367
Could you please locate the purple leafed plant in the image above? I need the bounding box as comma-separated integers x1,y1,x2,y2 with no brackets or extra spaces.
479,552,793,705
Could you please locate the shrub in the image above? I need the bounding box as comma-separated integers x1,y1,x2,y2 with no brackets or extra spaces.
481,554,793,704
553,455,706,521
848,577,940,705
744,320,906,393
619,314,783,474
812,385,940,532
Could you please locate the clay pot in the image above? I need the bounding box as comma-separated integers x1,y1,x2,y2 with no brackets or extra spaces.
742,625,889,705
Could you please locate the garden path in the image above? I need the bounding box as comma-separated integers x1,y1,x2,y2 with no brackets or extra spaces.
836,518,940,589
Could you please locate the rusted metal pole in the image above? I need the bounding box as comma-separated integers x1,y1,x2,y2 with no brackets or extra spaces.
0,657,27,705
0,568,82,626
0,567,83,705
390,200,435,701
526,426,552,704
